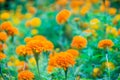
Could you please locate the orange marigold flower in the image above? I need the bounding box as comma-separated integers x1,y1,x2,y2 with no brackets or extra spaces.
28,6,36,14
56,0,68,7
18,70,34,80
0,22,12,31
0,52,6,60
71,36,87,49
16,45,33,56
43,40,54,51
56,9,71,24
24,37,32,43
33,35,46,41
108,8,116,15
0,32,8,42
26,40,44,54
98,39,114,49
55,52,75,70
118,29,120,35
66,49,79,58
47,65,54,73
7,27,18,36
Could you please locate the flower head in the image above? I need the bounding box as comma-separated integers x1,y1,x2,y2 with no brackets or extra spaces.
98,39,114,49
56,9,71,24
16,45,33,56
0,52,6,60
0,32,8,42
71,36,87,49
18,70,34,80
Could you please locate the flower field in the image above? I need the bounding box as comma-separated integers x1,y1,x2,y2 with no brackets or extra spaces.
0,0,120,80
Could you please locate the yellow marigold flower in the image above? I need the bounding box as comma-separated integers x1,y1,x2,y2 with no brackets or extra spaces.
98,39,114,49
0,52,6,60
106,26,118,37
16,45,33,56
104,62,115,70
18,70,34,80
90,18,100,25
1,12,10,20
31,18,41,27
92,68,101,77
66,49,79,58
0,32,8,42
25,13,32,19
108,8,116,15
56,9,71,24
71,36,87,49
29,57,36,65
31,29,38,35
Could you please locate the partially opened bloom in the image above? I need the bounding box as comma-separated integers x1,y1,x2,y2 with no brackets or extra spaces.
71,36,87,49
56,9,71,24
98,39,114,49
18,70,34,80
0,52,6,60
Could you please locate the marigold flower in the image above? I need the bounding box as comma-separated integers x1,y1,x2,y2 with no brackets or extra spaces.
118,29,120,35
0,52,6,60
18,70,34,80
43,40,54,51
31,18,41,27
92,68,101,77
24,37,32,43
90,18,100,25
7,27,18,36
29,57,36,66
16,45,33,56
71,36,87,49
28,6,36,14
108,8,116,15
25,20,31,27
31,29,38,35
56,9,71,24
55,52,75,70
104,62,115,70
66,49,79,58
0,32,8,42
0,22,12,31
33,35,46,41
98,39,114,49
1,12,10,20
56,0,68,7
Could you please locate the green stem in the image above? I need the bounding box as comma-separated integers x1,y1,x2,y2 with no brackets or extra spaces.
64,68,68,80
105,49,111,80
34,54,41,79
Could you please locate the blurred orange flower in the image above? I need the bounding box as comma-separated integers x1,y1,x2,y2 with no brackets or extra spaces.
98,39,114,49
0,32,8,42
66,49,79,58
71,36,87,49
18,70,34,80
56,9,71,24
0,52,6,60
